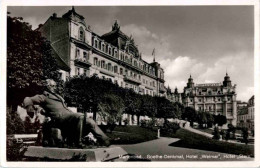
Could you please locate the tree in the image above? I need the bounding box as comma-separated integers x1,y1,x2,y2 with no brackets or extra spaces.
197,111,207,128
155,96,176,125
7,14,61,112
206,113,214,128
98,94,124,125
216,114,227,127
212,126,220,140
182,107,197,127
242,127,249,145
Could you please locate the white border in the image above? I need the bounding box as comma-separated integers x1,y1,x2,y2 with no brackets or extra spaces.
1,0,259,167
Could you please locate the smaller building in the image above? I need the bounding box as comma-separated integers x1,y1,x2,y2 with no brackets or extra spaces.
237,95,254,129
166,86,182,103
182,73,237,126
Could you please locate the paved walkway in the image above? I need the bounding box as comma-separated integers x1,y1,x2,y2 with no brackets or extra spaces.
184,127,254,145
184,127,214,138
113,137,253,161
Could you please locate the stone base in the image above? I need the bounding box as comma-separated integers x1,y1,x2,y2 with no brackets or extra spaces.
24,146,128,161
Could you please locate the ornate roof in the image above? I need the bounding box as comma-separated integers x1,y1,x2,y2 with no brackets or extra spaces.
62,7,86,26
101,21,140,58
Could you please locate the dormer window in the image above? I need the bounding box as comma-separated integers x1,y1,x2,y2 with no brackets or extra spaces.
79,27,85,42
94,40,98,48
102,44,105,51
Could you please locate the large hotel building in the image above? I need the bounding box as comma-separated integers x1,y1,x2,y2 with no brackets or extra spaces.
182,74,237,126
37,7,237,125
38,7,166,97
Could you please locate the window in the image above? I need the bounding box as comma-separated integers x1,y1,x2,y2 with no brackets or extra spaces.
199,99,201,102
114,66,118,73
94,40,98,48
125,70,128,76
120,68,123,75
94,57,98,65
108,63,112,71
83,52,89,60
76,49,80,58
83,69,87,76
101,60,105,68
101,44,105,51
75,67,80,75
108,48,111,55
79,27,85,42
98,41,101,50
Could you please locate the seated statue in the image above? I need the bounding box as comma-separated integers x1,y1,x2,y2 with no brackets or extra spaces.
23,79,110,148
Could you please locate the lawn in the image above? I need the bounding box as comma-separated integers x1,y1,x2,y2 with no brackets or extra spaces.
105,125,158,145
164,129,254,157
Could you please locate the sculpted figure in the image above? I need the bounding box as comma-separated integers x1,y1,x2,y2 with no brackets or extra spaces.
23,79,110,148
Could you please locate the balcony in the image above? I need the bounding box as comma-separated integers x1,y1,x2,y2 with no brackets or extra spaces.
123,75,142,85
74,58,92,67
99,68,116,77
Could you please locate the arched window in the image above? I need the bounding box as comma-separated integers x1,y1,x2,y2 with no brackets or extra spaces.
79,27,85,42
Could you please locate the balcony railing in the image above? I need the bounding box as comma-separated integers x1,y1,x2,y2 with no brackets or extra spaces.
123,75,142,84
99,68,116,77
74,58,92,67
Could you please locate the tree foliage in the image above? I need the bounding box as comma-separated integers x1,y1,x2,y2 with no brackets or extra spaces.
7,15,61,108
64,75,182,122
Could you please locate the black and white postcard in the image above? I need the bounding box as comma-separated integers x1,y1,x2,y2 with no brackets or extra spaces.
0,0,259,167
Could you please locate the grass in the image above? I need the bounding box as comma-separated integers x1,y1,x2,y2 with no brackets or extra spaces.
106,125,158,145
164,129,254,157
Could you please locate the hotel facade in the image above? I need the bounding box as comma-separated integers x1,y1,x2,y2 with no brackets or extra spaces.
182,74,237,126
38,7,166,97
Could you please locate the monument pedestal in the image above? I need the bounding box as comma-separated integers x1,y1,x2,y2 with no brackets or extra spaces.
24,146,128,161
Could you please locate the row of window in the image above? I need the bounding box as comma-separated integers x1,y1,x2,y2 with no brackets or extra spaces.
75,67,89,76
92,36,156,76
93,57,157,87
99,75,156,96
76,49,90,60
78,27,160,78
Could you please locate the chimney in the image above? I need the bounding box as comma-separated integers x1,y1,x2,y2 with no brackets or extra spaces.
52,13,57,18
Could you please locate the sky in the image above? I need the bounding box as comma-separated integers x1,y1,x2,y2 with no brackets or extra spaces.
8,6,254,102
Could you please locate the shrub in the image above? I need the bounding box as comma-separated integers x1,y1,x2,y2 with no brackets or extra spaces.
123,118,129,126
161,122,180,135
7,137,27,161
